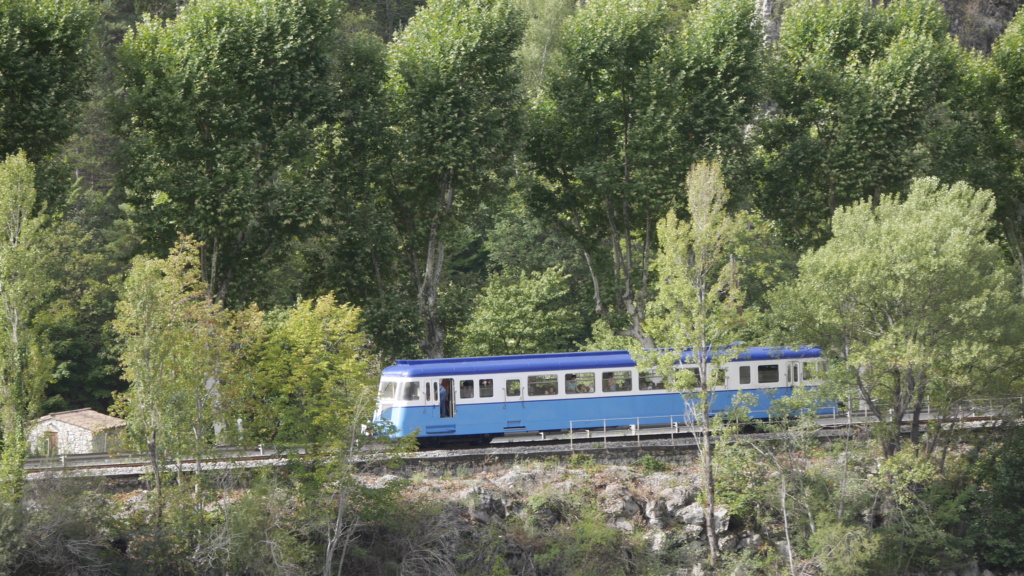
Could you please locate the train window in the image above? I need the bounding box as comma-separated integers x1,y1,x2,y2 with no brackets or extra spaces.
602,371,632,392
739,366,751,385
685,367,700,384
565,372,595,394
506,379,521,396
639,372,665,390
480,379,494,398
803,361,824,379
528,374,558,396
401,381,421,401
379,381,397,399
460,379,474,399
758,364,780,383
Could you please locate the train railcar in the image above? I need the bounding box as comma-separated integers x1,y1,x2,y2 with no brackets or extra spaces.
371,347,824,443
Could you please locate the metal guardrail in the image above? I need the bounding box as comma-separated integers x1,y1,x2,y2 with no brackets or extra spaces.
568,415,698,450
565,396,1024,451
25,444,305,473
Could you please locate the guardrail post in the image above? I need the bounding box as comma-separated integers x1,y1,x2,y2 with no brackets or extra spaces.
61,454,66,468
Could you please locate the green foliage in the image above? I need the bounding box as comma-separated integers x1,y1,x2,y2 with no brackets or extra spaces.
992,7,1024,135
456,267,587,356
713,443,770,520
117,0,355,304
384,0,526,357
738,0,968,248
526,0,668,341
238,293,377,447
515,0,575,94
533,505,629,576
113,236,235,475
30,216,124,411
771,178,1024,455
634,453,671,474
968,426,1024,569
510,486,640,576
0,0,98,161
0,481,117,573
990,7,1024,290
207,472,313,574
805,521,881,576
0,151,53,503
643,160,746,384
871,449,938,508
569,452,597,470
528,0,762,347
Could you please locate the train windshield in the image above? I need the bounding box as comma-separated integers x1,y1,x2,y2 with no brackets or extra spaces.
401,381,421,401
379,381,397,399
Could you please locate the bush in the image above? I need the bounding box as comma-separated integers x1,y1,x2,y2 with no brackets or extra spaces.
968,426,1024,570
634,454,670,474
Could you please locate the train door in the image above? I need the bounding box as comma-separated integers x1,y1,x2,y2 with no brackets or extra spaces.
786,362,801,386
503,378,525,430
427,381,437,415
440,378,455,418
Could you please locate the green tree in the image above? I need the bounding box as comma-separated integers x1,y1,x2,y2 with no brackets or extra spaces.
234,294,377,447
0,152,52,504
384,0,526,358
991,8,1024,294
296,26,421,360
641,159,747,568
116,0,355,304
527,0,762,346
737,0,965,249
968,425,1024,570
456,267,587,356
770,178,1024,457
515,0,575,95
0,0,98,161
113,237,233,501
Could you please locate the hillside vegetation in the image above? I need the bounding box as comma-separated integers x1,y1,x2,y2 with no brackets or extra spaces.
1,0,1024,573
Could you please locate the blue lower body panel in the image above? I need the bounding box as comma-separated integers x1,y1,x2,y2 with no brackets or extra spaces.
384,387,829,438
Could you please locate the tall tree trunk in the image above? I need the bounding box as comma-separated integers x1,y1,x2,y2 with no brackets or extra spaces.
416,222,446,359
702,403,719,568
415,172,456,359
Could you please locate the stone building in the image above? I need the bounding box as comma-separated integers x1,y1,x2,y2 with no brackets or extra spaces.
28,408,125,456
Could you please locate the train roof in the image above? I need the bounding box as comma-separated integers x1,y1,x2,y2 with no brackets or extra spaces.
380,346,821,378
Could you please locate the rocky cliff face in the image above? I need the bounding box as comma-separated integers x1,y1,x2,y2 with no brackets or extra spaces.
358,457,1024,576
943,0,1022,52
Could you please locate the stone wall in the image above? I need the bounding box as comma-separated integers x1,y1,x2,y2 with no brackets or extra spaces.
27,421,116,455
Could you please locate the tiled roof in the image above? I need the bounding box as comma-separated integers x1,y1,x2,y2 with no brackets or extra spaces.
34,408,125,432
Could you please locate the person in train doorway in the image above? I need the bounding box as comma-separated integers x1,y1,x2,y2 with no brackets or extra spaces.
439,383,449,418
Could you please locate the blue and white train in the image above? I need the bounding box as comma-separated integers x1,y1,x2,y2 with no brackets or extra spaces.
371,347,824,443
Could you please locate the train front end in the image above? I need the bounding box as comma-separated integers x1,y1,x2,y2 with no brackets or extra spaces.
371,365,424,438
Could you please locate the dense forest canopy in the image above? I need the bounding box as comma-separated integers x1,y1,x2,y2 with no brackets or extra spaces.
1,0,1021,411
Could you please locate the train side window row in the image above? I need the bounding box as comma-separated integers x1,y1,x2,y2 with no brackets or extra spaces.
458,378,495,399
382,361,824,402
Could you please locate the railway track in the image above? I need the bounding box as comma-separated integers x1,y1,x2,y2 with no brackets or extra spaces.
25,398,1018,480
